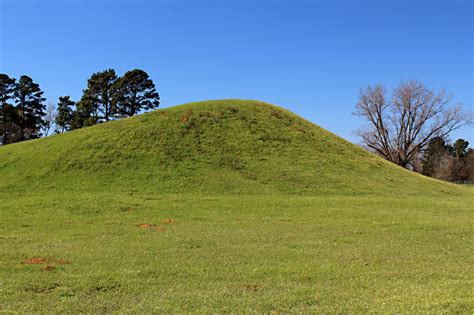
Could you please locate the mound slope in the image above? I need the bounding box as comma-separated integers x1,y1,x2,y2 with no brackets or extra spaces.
0,99,466,196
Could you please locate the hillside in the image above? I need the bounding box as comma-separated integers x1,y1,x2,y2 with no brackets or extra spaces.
0,99,465,196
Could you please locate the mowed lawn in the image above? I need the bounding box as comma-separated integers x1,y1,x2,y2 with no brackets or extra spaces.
1,192,472,313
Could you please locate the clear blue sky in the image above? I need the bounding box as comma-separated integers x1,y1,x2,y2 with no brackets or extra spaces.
1,0,472,144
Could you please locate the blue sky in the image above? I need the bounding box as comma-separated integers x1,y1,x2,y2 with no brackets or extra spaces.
0,0,472,144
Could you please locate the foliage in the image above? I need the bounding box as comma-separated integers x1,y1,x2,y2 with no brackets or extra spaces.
112,69,160,117
422,138,473,182
452,139,469,158
56,96,75,132
0,74,46,144
70,68,159,129
72,69,118,129
422,137,449,178
0,74,17,145
13,75,46,141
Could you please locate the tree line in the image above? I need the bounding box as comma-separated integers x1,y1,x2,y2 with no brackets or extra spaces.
0,69,159,145
355,80,473,183
422,137,473,183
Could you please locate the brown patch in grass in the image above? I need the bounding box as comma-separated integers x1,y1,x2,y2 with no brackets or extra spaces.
163,219,177,224
271,109,282,118
137,223,154,228
242,284,259,291
24,257,48,264
179,115,189,123
41,265,55,271
55,259,71,265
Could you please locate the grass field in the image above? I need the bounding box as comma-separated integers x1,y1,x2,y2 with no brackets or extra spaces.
1,100,472,313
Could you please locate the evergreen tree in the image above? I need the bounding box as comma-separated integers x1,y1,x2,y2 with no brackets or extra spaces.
422,138,473,182
421,137,449,177
55,96,75,132
451,139,470,182
0,74,17,145
80,69,118,124
71,92,99,129
452,139,469,158
14,75,46,141
112,69,159,117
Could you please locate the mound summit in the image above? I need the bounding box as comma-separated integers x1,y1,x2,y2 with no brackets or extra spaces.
0,99,465,196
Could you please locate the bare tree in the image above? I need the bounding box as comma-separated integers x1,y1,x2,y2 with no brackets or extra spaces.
41,102,58,137
433,150,454,181
354,81,472,168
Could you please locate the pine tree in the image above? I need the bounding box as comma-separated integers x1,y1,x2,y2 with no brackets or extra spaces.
421,137,448,177
79,69,118,124
56,96,75,132
451,139,470,182
71,92,99,129
0,74,17,145
14,75,46,141
452,139,469,158
112,69,160,117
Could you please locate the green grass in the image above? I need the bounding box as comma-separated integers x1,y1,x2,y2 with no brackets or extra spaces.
0,100,472,313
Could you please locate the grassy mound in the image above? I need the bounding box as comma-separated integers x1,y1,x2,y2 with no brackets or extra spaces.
1,100,472,313
0,99,465,196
